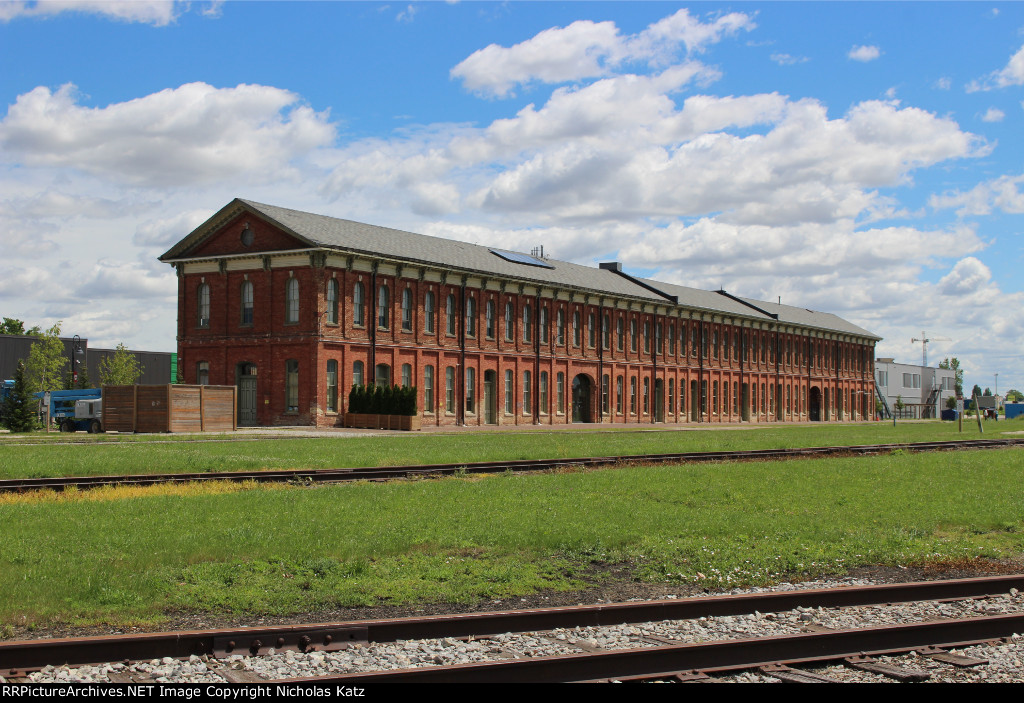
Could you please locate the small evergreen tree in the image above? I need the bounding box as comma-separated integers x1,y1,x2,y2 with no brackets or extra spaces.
2,361,37,433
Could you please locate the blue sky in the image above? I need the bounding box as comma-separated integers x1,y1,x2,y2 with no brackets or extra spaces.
1,1,1022,394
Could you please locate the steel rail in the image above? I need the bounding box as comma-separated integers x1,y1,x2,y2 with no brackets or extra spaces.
0,438,1020,494
289,613,1024,683
2,574,1022,674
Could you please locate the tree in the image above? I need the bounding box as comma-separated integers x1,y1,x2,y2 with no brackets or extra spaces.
23,323,67,395
972,384,983,400
2,361,36,432
1,317,25,335
97,343,144,386
938,358,963,396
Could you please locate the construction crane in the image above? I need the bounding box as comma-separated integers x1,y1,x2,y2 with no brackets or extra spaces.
911,331,951,367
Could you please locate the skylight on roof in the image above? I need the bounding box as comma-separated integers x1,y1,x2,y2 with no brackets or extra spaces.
489,249,554,269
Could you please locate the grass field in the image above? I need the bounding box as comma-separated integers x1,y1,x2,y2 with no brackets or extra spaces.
1,439,1022,630
0,420,1015,480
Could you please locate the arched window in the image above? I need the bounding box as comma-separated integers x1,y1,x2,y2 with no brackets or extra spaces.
377,284,389,329
616,376,623,413
540,371,548,413
587,313,595,348
465,367,475,413
556,309,564,345
285,278,299,324
446,294,457,335
465,296,476,337
617,317,624,351
445,367,455,412
668,378,675,414
240,281,253,326
573,311,581,347
375,363,391,387
630,376,637,414
601,374,609,414
353,360,364,387
485,300,495,338
540,307,549,344
423,365,434,412
630,319,637,353
523,370,532,414
505,301,514,341
353,283,365,327
401,363,412,387
401,288,412,331
523,304,532,342
197,283,210,328
326,360,338,412
196,361,209,385
602,313,610,350
285,359,298,412
557,372,565,413
325,279,338,325
504,370,514,413
425,291,435,333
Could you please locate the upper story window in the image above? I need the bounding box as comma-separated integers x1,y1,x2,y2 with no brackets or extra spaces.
325,279,338,325
556,309,565,346
630,319,637,353
401,288,412,331
353,282,365,327
425,291,435,333
573,311,581,347
446,294,457,335
240,281,253,327
617,317,624,351
505,301,514,341
587,313,595,348
602,313,610,350
377,284,389,329
285,278,299,324
465,296,476,337
485,300,495,339
197,283,210,328
540,307,549,344
523,304,532,342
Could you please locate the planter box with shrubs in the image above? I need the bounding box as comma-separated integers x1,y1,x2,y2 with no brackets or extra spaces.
345,384,420,431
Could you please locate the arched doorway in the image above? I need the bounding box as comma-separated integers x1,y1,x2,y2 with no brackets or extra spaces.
483,370,497,425
809,386,822,422
572,374,592,423
654,379,665,422
236,362,258,426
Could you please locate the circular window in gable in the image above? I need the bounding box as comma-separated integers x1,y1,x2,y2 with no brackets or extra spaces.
240,224,254,247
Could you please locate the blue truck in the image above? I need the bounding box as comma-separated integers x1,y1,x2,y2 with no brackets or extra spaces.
34,388,104,433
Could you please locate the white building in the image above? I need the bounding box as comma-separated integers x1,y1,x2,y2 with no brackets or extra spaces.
874,358,957,419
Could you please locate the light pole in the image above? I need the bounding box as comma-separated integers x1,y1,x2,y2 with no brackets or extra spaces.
70,335,84,387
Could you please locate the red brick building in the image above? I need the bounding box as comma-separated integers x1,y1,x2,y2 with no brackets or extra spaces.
160,199,880,427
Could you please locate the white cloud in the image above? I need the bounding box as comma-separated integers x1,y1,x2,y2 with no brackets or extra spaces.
848,45,881,62
938,257,992,295
935,77,952,90
450,9,754,97
771,53,808,66
967,44,1024,91
981,107,1005,122
0,1,181,25
0,82,336,187
133,209,216,248
930,173,1024,216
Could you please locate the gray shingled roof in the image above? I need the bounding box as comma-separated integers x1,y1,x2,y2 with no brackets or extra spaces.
161,199,879,339
242,200,666,302
738,297,881,339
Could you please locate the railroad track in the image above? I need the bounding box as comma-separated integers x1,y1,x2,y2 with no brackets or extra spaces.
1,438,1021,494
4,574,1024,683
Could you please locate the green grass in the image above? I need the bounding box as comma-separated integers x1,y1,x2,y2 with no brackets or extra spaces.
1,447,1022,629
0,420,1008,480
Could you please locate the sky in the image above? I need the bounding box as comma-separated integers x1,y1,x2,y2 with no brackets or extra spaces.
1,1,1022,395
